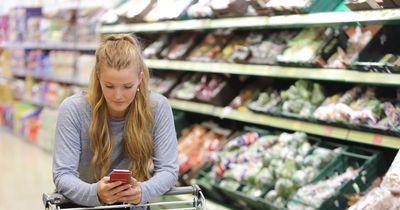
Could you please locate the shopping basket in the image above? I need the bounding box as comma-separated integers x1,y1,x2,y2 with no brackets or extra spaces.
43,185,206,210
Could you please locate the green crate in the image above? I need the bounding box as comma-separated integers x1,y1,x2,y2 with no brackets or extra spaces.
255,140,345,210
217,183,274,210
288,147,380,210
191,164,227,204
173,110,187,138
268,0,344,15
310,141,348,182
307,0,345,13
216,137,345,210
318,147,381,210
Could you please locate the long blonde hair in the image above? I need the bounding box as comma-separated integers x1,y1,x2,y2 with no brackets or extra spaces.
88,34,154,181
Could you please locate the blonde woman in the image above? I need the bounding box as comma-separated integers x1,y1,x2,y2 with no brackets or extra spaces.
52,34,178,209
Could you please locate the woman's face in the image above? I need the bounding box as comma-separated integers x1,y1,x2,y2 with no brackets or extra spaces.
99,66,142,118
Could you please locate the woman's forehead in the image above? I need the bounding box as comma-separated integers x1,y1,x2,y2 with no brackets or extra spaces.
100,67,139,84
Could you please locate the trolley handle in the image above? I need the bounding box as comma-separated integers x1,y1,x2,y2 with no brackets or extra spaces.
164,185,201,196
43,185,202,206
43,192,72,208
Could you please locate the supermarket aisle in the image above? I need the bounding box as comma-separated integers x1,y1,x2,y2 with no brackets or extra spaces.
0,130,54,210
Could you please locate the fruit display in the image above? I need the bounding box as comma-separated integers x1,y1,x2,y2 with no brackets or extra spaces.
178,122,231,182
215,33,247,63
247,87,281,113
186,0,214,18
279,80,325,117
345,0,399,11
194,74,235,106
325,25,382,69
209,0,249,18
169,73,203,100
313,86,400,130
147,0,195,22
187,29,232,62
243,0,344,15
160,32,203,60
277,28,337,66
248,30,297,65
202,130,343,209
170,73,239,106
149,71,183,95
288,167,359,210
143,34,171,59
208,130,277,184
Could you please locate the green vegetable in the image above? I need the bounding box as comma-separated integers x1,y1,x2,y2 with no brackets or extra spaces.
219,179,240,190
244,166,262,185
255,168,274,188
311,83,325,105
273,197,286,209
276,158,296,179
265,190,278,202
263,153,273,167
275,179,295,199
365,99,382,118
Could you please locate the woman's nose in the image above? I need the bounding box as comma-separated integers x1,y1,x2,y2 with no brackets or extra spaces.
114,88,123,100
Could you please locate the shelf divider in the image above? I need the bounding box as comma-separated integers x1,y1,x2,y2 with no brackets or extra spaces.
146,59,400,86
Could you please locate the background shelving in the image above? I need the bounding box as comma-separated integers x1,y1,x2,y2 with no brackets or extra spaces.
2,1,400,210
2,5,398,149
11,71,89,87
101,9,400,33
0,41,97,51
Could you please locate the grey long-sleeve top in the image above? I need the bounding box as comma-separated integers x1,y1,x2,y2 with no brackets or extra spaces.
52,91,179,208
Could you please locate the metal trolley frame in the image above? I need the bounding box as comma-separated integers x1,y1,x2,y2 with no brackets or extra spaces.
43,185,206,210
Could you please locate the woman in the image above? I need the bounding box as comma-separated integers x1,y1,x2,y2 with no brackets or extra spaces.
52,34,178,209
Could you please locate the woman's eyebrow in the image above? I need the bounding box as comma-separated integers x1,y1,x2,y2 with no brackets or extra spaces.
103,81,135,85
123,82,135,85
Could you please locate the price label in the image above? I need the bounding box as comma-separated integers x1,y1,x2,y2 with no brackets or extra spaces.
324,126,334,136
372,134,383,145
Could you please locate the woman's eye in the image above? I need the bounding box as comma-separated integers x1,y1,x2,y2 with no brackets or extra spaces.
125,86,133,89
106,86,114,89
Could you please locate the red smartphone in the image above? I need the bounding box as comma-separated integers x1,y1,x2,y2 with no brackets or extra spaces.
109,169,131,184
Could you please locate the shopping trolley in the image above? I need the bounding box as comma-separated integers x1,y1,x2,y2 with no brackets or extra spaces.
43,185,206,210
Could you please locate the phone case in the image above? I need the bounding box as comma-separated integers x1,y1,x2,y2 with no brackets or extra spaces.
110,169,131,184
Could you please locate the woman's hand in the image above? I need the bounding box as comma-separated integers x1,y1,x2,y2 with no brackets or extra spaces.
96,176,131,205
117,177,142,204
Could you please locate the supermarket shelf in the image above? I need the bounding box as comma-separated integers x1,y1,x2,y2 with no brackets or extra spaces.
17,97,58,109
0,42,97,51
101,9,400,33
169,99,400,149
43,0,111,11
12,71,89,87
0,75,12,81
170,99,349,140
347,130,400,149
146,59,400,86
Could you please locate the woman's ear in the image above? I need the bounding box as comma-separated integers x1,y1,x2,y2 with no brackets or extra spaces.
138,71,144,84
